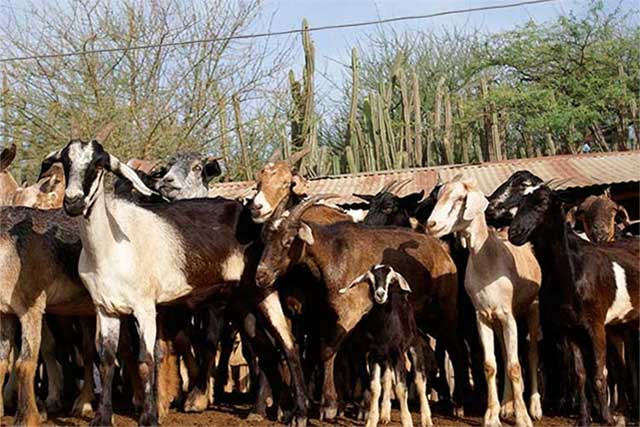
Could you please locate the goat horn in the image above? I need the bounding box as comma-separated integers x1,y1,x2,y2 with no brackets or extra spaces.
287,193,341,225
379,179,398,193
286,146,311,168
94,122,116,143
390,178,412,194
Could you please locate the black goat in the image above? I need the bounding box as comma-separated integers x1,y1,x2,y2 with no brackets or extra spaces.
341,265,433,427
508,185,639,426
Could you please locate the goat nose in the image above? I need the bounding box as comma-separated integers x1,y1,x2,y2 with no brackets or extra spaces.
427,220,437,229
253,202,263,210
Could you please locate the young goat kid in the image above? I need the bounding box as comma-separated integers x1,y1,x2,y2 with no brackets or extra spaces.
427,177,542,427
341,265,433,427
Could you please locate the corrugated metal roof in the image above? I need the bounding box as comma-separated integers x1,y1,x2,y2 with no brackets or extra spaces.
210,150,640,203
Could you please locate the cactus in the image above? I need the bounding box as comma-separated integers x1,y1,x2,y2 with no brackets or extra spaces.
288,19,316,174
442,88,454,164
217,95,230,168
411,70,423,166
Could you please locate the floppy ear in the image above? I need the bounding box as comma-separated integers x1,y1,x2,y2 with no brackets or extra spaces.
291,174,308,196
463,190,488,221
391,269,412,293
108,154,157,197
39,149,63,179
0,144,16,172
399,191,424,209
203,157,222,182
297,222,314,245
615,205,630,227
339,271,374,294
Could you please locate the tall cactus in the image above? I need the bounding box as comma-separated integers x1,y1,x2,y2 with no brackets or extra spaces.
411,70,423,166
232,94,252,180
288,19,316,173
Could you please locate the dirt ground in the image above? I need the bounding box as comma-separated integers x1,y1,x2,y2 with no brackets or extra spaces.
1,403,590,427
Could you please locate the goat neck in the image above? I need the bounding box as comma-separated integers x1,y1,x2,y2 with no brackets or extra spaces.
0,172,19,205
77,176,123,263
460,212,491,256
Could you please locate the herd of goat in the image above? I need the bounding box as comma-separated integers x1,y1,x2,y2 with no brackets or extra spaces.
0,125,638,427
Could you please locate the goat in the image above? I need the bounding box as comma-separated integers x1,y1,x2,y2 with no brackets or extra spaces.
508,184,639,426
0,144,19,205
426,177,542,427
340,265,433,427
254,196,467,420
44,132,308,426
574,189,632,242
485,171,543,228
358,181,482,413
0,207,96,426
0,144,65,209
156,151,221,200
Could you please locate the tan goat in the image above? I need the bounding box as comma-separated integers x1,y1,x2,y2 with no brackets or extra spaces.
426,177,542,427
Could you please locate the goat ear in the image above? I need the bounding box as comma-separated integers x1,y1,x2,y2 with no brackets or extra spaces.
615,205,630,227
297,222,314,245
0,144,17,172
291,174,308,196
39,149,63,179
603,187,611,198
339,271,374,294
203,157,222,182
463,190,488,221
392,269,412,293
108,154,157,197
399,190,424,208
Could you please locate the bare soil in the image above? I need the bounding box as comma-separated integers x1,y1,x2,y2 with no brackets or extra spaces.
2,404,587,427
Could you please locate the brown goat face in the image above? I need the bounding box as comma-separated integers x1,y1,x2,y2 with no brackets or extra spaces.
508,186,553,246
575,195,628,243
250,162,305,223
255,218,314,288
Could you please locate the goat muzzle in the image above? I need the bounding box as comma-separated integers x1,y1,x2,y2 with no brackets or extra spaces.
63,195,85,217
255,264,275,288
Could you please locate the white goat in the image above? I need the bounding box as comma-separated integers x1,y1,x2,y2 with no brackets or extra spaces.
426,177,542,427
43,133,308,426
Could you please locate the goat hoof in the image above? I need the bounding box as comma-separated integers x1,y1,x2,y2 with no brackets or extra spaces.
184,389,208,413
500,401,515,419
453,405,465,418
483,408,501,427
14,411,42,427
90,411,114,426
290,415,307,427
321,405,338,421
246,412,265,422
515,415,533,427
45,397,63,414
529,395,543,421
71,399,94,418
138,411,158,426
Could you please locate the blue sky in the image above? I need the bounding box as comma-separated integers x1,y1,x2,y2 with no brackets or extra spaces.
259,0,636,103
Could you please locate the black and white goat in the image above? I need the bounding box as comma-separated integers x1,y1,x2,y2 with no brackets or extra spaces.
42,132,308,426
341,265,433,427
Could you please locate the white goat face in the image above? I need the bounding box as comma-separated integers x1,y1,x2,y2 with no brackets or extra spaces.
427,179,488,237
60,140,108,217
340,264,412,304
156,151,220,200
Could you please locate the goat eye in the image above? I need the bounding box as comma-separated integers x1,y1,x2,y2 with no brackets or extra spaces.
193,165,202,172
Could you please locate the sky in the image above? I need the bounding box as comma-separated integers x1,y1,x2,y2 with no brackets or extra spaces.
257,0,635,103
0,0,635,106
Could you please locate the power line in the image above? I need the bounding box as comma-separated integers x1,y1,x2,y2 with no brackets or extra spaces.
0,0,556,63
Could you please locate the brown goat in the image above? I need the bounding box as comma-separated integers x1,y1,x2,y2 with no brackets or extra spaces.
0,144,65,209
255,197,468,419
574,189,631,243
